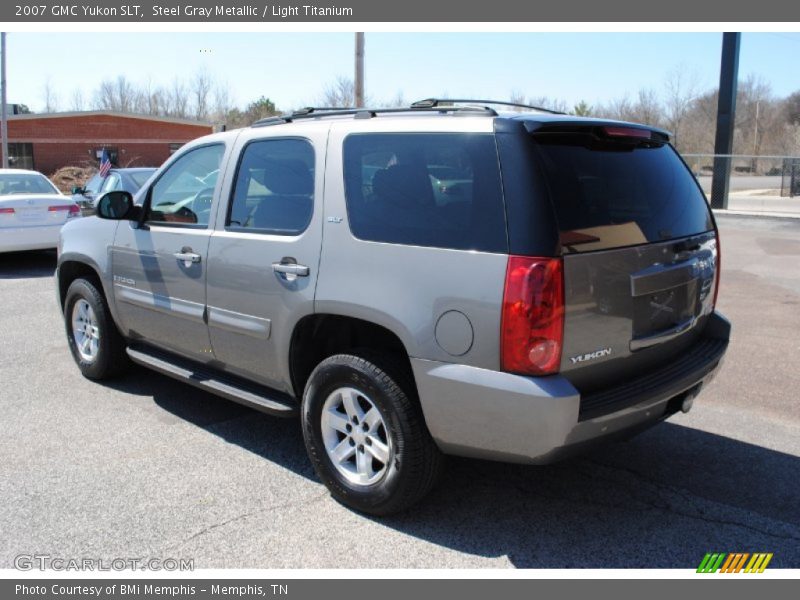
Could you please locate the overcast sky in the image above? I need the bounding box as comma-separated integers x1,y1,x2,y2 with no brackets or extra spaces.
6,32,800,112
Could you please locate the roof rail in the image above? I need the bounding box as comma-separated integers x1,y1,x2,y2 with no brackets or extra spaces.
411,98,567,115
251,103,497,127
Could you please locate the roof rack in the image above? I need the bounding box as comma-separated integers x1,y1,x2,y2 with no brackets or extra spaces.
410,98,566,115
251,103,498,127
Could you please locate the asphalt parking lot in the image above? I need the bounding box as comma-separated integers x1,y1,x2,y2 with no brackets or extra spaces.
1,214,799,569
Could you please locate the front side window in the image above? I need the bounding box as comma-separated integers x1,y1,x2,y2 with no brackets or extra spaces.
100,173,121,193
227,138,315,235
343,133,507,252
146,144,225,227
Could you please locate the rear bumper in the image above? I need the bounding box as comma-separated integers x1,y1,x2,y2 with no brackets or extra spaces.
0,224,61,252
412,311,730,464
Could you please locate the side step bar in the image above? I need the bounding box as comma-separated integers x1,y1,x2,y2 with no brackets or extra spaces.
126,346,297,417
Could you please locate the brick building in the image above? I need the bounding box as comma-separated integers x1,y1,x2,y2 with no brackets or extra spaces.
1,111,214,175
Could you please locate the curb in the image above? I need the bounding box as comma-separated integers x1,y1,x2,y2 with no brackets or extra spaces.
712,209,800,220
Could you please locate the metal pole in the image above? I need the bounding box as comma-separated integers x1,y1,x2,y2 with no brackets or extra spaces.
1,32,9,169
710,32,741,209
354,32,365,108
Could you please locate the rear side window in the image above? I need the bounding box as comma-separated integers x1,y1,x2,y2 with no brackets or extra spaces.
343,133,507,253
529,131,712,253
228,138,314,235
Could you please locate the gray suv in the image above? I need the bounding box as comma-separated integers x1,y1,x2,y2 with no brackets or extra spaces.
56,100,729,515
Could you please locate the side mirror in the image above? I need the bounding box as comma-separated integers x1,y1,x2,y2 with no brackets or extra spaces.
96,191,135,220
71,186,85,195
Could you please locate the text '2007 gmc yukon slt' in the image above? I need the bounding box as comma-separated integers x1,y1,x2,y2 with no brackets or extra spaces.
56,99,730,515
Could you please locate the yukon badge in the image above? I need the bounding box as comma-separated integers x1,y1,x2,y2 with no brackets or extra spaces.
570,347,612,364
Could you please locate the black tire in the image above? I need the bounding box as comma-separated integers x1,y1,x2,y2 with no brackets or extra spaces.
301,352,444,516
64,277,129,380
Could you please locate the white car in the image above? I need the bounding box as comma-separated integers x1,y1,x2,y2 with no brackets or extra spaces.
0,169,81,253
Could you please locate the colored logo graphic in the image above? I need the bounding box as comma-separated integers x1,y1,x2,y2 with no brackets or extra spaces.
697,553,773,573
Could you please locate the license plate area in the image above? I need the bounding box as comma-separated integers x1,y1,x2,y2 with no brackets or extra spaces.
632,280,697,339
16,207,47,222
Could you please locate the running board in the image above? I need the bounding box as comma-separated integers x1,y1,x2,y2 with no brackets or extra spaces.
126,346,297,417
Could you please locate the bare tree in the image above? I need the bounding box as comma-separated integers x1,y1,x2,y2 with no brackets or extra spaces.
633,88,662,127
192,69,213,121
94,79,116,110
70,88,85,111
663,67,700,149
168,77,190,118
527,96,569,114
42,77,59,113
114,76,136,113
319,76,356,108
508,90,528,112
212,82,233,119
92,76,137,112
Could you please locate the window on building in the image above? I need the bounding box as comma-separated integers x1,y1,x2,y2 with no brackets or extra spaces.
94,147,119,166
8,143,34,170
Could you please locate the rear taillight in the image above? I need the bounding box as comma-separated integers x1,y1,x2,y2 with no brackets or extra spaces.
0,207,14,215
49,204,80,218
712,232,721,308
500,256,565,376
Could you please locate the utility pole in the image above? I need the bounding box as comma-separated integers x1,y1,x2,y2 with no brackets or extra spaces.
1,32,9,169
354,32,365,108
710,32,741,209
752,99,760,174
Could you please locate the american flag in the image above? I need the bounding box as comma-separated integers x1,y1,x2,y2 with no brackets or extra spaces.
99,148,112,178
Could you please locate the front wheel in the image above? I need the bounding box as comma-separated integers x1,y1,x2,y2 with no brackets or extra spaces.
64,278,129,380
301,353,443,515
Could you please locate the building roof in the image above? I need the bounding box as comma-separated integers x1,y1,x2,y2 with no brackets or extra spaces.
8,110,213,128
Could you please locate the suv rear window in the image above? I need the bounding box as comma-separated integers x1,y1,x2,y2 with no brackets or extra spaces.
343,133,507,253
528,130,713,253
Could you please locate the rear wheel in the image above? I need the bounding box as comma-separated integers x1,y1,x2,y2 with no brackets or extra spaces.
301,352,444,515
64,278,129,380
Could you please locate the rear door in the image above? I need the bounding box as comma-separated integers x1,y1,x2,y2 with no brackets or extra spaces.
504,123,718,392
204,130,325,392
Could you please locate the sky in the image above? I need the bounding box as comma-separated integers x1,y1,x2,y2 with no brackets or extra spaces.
5,32,800,113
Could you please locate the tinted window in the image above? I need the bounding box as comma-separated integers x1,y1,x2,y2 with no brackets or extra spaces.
343,133,506,252
529,132,712,253
228,139,314,235
147,144,224,227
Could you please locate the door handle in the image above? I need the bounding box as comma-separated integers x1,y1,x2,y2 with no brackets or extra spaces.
272,259,309,281
630,317,696,352
174,249,201,264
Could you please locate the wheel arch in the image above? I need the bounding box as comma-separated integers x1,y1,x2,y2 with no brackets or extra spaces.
289,313,416,400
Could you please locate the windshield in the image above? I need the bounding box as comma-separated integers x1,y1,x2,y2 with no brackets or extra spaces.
530,132,713,253
0,173,59,195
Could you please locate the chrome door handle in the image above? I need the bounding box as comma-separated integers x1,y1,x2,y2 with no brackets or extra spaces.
272,260,309,280
174,250,201,264
630,317,696,351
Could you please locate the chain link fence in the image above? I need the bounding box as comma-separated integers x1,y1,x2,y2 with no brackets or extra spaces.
681,153,800,212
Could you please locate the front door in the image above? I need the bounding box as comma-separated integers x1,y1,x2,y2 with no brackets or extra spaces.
205,134,324,391
111,143,227,362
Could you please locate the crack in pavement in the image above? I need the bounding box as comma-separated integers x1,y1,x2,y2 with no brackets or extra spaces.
156,490,330,556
